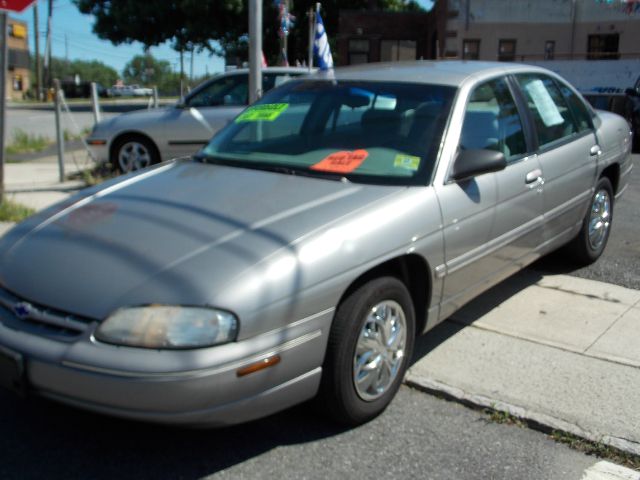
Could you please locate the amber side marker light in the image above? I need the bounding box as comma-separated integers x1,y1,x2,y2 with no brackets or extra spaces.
88,139,107,145
236,355,281,377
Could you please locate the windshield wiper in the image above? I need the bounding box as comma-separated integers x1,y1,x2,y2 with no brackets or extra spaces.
193,153,350,183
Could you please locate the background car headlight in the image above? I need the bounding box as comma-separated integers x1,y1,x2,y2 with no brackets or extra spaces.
95,306,238,349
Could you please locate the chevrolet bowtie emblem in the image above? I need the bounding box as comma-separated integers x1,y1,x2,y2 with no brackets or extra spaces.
13,302,33,320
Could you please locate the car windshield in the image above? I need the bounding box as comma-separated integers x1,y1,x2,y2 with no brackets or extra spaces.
200,80,456,184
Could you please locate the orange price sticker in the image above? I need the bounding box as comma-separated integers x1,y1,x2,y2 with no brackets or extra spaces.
311,150,369,174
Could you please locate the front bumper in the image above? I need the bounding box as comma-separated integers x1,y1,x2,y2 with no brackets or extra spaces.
0,306,333,427
86,137,109,164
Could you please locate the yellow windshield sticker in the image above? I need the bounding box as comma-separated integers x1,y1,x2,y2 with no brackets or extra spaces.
235,103,289,122
393,154,421,171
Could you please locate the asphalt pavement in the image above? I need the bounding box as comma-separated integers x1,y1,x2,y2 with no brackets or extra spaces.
0,152,638,478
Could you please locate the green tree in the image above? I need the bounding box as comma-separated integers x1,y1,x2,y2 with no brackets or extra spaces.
73,0,244,52
46,57,118,86
122,54,173,85
122,54,186,95
74,0,423,64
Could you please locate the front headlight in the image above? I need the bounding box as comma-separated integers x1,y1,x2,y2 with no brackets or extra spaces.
95,306,238,349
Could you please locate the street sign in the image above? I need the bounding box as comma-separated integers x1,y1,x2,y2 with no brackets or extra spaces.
0,0,37,13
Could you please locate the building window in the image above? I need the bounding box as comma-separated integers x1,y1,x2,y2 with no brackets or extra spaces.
587,34,619,60
498,39,516,62
544,41,555,60
462,40,480,60
380,40,417,62
348,39,370,65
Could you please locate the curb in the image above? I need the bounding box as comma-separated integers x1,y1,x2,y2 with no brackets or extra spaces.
404,374,640,457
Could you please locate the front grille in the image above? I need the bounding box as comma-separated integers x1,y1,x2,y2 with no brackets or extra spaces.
0,288,93,338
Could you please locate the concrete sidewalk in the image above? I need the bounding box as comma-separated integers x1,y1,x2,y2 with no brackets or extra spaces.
3,149,90,211
408,270,640,456
2,155,639,457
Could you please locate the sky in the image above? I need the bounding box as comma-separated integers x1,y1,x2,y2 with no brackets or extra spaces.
11,0,226,80
10,0,435,81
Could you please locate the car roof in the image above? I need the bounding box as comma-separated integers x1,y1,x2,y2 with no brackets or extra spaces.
224,66,313,75
308,60,551,87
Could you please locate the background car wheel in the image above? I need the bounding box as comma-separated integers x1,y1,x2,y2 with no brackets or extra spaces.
566,176,614,265
112,135,159,173
319,276,415,426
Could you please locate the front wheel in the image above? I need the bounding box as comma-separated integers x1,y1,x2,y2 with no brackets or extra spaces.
319,277,415,426
112,135,159,173
566,176,614,265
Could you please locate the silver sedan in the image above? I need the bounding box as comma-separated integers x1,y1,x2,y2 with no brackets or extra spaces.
0,61,632,427
87,67,310,173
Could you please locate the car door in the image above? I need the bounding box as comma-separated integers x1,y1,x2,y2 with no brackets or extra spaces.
163,73,249,159
514,73,598,249
436,76,543,321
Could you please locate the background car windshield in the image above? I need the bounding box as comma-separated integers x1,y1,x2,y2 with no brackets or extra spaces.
202,80,456,183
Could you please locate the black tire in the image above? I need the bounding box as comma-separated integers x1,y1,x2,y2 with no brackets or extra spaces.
319,276,415,426
111,135,159,173
566,176,614,266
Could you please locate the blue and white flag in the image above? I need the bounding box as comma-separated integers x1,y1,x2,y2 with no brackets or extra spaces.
313,11,334,70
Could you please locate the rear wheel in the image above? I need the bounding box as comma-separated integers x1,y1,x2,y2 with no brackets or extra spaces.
112,135,159,173
566,176,614,265
319,276,415,426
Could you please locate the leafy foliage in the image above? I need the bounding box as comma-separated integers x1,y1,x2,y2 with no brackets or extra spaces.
46,57,119,87
73,0,424,63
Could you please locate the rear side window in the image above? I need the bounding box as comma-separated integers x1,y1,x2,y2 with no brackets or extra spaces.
187,75,248,107
515,74,579,148
460,77,527,161
556,81,593,133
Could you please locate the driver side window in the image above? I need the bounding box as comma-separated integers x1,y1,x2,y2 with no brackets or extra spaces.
187,75,248,108
460,77,527,162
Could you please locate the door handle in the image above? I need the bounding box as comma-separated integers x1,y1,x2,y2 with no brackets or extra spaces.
590,145,602,156
525,169,543,184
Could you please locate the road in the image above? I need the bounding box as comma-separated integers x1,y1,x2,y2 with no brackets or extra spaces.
0,384,595,480
5,102,162,142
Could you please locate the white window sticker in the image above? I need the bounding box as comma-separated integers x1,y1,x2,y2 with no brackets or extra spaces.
525,79,564,127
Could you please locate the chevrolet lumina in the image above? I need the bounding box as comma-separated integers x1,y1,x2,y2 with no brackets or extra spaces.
0,62,632,427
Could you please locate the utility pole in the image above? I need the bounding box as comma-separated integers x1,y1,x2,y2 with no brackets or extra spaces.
248,0,262,103
190,47,194,85
179,48,184,98
308,7,314,70
0,12,7,200
44,0,53,91
570,0,577,60
33,3,42,101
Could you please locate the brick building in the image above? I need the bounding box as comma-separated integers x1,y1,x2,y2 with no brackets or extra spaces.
336,0,640,66
5,17,31,100
445,0,640,62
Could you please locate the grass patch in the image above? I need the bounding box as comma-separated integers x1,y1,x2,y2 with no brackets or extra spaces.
64,127,92,142
67,163,117,186
0,198,35,222
485,408,526,427
6,129,50,155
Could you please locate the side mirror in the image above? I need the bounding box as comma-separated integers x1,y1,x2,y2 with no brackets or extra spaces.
451,149,507,182
175,97,187,109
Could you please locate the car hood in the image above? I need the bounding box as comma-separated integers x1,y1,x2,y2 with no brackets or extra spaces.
0,160,405,320
104,107,174,127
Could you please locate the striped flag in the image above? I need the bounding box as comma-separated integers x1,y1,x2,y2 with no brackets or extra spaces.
313,11,334,70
